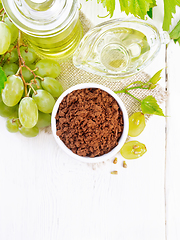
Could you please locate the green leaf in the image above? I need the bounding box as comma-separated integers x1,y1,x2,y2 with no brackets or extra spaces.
170,20,180,42
0,67,7,92
177,37,180,44
148,69,163,84
98,0,115,17
163,0,177,31
141,96,164,116
150,0,157,7
119,0,155,20
176,0,180,7
147,8,153,18
147,0,157,18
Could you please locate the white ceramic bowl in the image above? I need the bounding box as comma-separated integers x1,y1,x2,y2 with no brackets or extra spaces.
51,83,129,163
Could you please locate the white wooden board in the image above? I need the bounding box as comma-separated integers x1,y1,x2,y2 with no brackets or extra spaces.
0,0,171,239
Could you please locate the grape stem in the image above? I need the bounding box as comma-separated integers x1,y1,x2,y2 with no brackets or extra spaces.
0,45,17,64
0,7,6,21
0,8,4,13
16,31,28,97
114,80,154,102
16,30,44,97
27,83,37,95
97,13,110,18
124,90,141,102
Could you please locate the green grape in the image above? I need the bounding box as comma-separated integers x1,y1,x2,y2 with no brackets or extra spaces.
36,111,51,128
4,18,18,43
3,62,18,76
20,46,37,64
128,112,146,137
35,59,61,78
41,77,63,98
32,89,55,113
22,64,36,82
19,125,39,137
0,101,18,117
2,75,24,106
120,141,147,159
19,97,38,128
3,45,18,63
0,22,11,55
6,117,19,133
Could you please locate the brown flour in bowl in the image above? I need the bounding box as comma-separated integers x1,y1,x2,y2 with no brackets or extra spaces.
55,88,124,157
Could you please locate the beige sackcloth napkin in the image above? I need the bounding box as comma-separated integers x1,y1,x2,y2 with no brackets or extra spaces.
53,12,166,168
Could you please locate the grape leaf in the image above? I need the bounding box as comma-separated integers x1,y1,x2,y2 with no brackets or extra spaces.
147,0,157,18
148,69,163,84
147,8,153,18
141,96,164,116
0,67,7,92
170,20,180,43
97,0,115,17
88,0,156,19
86,0,178,32
162,0,178,31
119,0,155,19
150,0,157,8
177,37,180,44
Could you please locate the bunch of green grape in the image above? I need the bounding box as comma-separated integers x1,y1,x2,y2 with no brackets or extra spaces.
120,112,147,159
0,58,63,137
0,4,63,137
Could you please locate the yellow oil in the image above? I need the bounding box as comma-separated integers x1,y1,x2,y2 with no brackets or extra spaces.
2,0,83,61
100,28,150,72
26,18,83,60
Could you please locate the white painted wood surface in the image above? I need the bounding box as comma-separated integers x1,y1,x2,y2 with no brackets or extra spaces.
0,0,179,239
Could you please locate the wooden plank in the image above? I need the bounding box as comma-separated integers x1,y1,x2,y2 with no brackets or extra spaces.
166,9,180,239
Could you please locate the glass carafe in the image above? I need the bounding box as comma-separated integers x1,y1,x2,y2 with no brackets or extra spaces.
2,0,83,60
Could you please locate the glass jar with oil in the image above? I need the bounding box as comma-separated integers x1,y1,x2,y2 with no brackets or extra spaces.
2,0,83,60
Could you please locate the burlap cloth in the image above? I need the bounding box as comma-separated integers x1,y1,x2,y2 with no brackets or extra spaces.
51,12,166,168
56,11,166,119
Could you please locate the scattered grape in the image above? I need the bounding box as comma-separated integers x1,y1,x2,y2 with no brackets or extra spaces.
0,22,11,54
36,111,51,128
35,59,61,78
41,77,63,98
6,117,19,133
22,63,36,82
32,89,55,113
120,141,147,159
4,17,18,43
20,46,37,64
2,75,24,106
128,112,146,137
3,62,18,76
19,97,38,128
19,125,39,137
0,100,18,117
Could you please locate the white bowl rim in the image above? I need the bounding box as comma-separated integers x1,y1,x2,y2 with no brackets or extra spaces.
51,83,129,163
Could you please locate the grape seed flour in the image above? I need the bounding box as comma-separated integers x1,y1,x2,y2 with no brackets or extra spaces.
55,88,124,158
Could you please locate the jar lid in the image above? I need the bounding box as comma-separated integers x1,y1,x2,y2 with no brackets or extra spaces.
2,0,77,35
